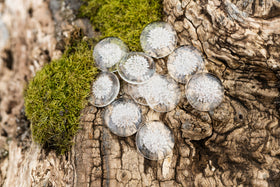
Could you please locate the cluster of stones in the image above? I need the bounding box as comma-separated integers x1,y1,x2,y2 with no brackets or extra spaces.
90,21,224,160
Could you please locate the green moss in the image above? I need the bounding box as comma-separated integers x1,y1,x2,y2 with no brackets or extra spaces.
24,32,98,154
79,0,163,51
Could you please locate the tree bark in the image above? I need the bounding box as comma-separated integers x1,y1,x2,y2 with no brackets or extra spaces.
1,0,280,186
74,1,280,186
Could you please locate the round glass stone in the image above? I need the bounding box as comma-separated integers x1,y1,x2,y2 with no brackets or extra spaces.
93,37,129,72
140,21,177,58
185,73,224,111
118,52,155,84
89,72,120,107
104,98,142,137
136,121,174,160
144,74,181,112
167,45,204,83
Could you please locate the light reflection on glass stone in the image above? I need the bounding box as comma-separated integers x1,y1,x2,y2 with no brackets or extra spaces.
89,72,120,107
185,73,224,111
136,121,174,160
118,52,155,84
104,98,142,137
144,74,181,112
167,45,204,83
93,37,129,72
140,21,177,58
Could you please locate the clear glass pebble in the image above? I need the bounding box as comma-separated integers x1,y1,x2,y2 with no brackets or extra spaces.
140,21,177,58
144,74,181,112
185,73,224,111
93,37,129,72
118,52,155,84
136,121,174,160
104,98,142,137
167,46,204,83
89,72,120,107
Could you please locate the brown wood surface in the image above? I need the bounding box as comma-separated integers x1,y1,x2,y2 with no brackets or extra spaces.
1,0,280,186
73,0,280,186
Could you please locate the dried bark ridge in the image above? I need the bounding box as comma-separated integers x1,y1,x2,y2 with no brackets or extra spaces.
73,0,280,186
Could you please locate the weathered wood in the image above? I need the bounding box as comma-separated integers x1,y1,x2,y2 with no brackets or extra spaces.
73,0,280,186
1,0,280,186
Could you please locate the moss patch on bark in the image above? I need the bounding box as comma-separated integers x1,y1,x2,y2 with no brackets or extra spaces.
24,31,98,154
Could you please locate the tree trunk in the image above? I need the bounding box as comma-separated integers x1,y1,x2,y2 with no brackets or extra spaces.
1,0,280,186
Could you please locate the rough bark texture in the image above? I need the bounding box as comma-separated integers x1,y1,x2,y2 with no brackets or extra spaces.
73,0,280,186
1,0,280,186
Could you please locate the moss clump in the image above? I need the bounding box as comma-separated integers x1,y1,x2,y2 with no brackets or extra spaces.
79,0,163,51
24,33,98,154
